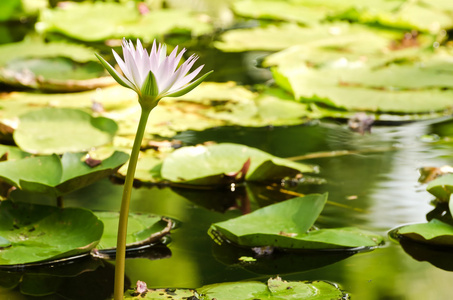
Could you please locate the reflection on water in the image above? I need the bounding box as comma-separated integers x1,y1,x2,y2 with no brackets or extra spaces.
4,119,453,299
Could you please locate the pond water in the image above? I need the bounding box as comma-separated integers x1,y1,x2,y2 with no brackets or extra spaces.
2,117,453,299
1,10,453,299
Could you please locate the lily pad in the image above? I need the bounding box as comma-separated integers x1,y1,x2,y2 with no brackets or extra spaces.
327,0,453,34
0,144,31,160
210,194,383,249
124,288,196,299
38,2,213,42
391,219,453,247
233,0,453,33
94,212,172,250
197,277,346,300
0,151,129,197
0,201,103,265
272,66,453,113
232,0,326,25
214,22,400,52
160,143,315,186
0,38,98,66
124,277,346,299
14,108,119,154
0,56,115,92
426,173,453,202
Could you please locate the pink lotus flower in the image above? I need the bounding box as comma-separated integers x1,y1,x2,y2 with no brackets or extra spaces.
96,38,212,110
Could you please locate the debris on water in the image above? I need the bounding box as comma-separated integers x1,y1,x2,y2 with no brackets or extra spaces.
418,165,453,183
348,112,374,134
130,280,148,297
83,155,102,168
252,246,274,256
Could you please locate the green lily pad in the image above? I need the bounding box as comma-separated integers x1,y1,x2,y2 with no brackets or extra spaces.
0,56,115,92
38,2,213,42
124,277,346,299
0,0,47,22
0,144,31,160
210,194,383,249
124,288,196,299
94,212,171,250
392,219,453,247
427,173,453,202
0,151,129,197
14,108,118,154
0,201,103,265
272,66,453,113
0,236,11,248
327,0,453,33
197,277,346,300
262,33,430,70
160,143,315,186
214,22,400,52
0,38,98,66
0,0,21,22
232,0,326,25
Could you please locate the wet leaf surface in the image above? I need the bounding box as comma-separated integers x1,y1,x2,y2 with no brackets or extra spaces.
161,143,315,186
197,277,346,300
0,151,128,197
392,219,453,247
211,193,383,249
0,57,114,92
0,201,103,265
123,277,346,299
426,173,453,202
14,108,118,154
94,212,171,250
38,2,213,42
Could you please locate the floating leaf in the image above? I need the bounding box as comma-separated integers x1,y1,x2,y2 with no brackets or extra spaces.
123,277,346,299
14,108,118,154
0,144,31,161
232,0,325,25
160,143,315,186
0,151,128,197
38,2,213,42
327,0,453,33
262,33,429,70
0,201,103,265
392,219,453,247
0,57,115,92
94,212,172,250
214,22,400,52
0,38,98,66
272,66,453,113
197,277,346,300
124,288,196,299
427,173,453,202
210,194,383,249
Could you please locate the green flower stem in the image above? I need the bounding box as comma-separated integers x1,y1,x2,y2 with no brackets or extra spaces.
114,106,151,300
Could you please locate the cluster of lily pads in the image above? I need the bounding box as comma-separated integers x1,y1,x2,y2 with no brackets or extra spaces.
2,0,453,299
